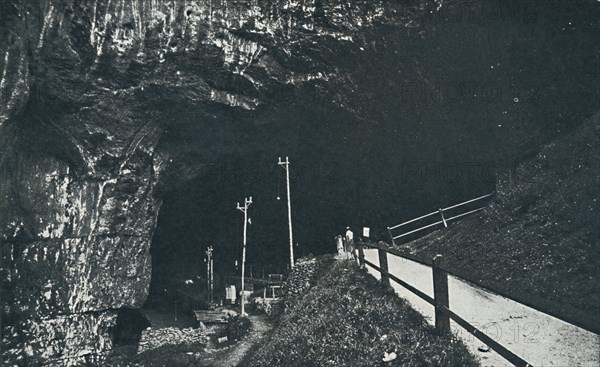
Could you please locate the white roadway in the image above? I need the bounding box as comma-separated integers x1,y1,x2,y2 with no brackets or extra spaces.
362,248,600,367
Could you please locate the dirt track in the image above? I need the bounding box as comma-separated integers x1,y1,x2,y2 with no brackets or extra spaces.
202,315,273,367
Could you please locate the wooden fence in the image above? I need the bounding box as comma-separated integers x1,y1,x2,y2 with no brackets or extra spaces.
353,240,600,366
354,241,536,367
387,193,494,245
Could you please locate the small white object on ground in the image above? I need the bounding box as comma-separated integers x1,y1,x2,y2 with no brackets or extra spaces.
383,351,397,362
478,345,491,352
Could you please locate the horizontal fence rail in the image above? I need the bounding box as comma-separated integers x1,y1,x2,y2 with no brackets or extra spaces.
360,257,533,367
363,258,434,305
388,192,494,244
359,241,599,335
355,244,534,367
355,241,600,367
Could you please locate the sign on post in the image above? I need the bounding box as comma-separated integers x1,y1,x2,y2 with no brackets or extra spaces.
363,227,370,237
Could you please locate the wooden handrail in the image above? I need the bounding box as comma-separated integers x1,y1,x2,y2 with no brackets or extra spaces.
359,252,534,367
440,305,533,367
363,259,434,304
360,240,600,335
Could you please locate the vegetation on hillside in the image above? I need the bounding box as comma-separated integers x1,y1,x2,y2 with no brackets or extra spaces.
246,259,478,367
400,113,600,331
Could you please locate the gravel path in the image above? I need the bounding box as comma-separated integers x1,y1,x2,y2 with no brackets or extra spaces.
202,315,273,367
363,249,600,367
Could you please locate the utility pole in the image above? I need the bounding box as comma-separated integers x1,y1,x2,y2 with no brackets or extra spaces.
236,196,252,316
278,156,295,269
206,246,214,305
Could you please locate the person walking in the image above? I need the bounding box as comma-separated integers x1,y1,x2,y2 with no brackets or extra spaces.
336,235,344,255
345,227,354,253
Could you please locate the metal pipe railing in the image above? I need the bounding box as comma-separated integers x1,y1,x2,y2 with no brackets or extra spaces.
442,192,494,212
389,209,439,230
393,220,444,239
444,207,486,222
388,192,494,241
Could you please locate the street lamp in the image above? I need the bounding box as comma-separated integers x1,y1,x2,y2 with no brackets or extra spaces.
278,156,294,269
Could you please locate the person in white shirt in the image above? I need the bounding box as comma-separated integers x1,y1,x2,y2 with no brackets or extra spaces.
344,227,354,252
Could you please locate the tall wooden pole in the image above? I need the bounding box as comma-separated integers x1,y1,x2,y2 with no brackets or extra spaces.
206,246,214,305
237,196,252,316
278,156,294,269
206,256,210,303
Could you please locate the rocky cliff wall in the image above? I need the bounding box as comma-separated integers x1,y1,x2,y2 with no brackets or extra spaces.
0,140,164,365
0,0,409,364
1,0,597,364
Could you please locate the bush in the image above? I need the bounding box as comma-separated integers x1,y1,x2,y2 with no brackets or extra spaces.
224,315,251,342
247,259,478,367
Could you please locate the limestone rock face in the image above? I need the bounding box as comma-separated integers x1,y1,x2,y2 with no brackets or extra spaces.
0,0,410,365
1,148,163,365
1,0,595,364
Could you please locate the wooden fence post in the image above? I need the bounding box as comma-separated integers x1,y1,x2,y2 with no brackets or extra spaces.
357,242,365,268
438,209,448,228
378,247,390,286
387,227,396,246
432,254,450,334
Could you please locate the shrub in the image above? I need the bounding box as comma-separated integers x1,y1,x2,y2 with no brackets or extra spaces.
224,315,251,342
247,259,478,367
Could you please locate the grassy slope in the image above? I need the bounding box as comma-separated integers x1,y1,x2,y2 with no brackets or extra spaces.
247,259,478,367
401,113,600,331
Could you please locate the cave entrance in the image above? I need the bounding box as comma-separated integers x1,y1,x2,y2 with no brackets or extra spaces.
143,178,228,328
112,308,151,347
144,165,290,324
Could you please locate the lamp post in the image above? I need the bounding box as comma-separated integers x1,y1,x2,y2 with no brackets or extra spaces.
278,156,295,269
236,196,252,316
